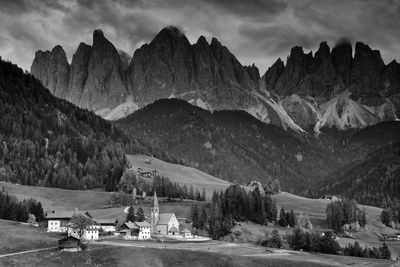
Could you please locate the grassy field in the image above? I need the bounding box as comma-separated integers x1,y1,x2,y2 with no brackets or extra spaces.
1,243,394,267
1,176,399,258
0,219,59,254
0,181,112,212
127,154,231,200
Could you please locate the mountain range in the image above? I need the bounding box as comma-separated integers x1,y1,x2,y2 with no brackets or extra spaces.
31,26,400,133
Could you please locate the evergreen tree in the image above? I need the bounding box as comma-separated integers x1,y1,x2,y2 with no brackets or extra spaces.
380,243,391,260
270,229,282,248
278,207,288,227
288,209,297,227
191,204,199,228
136,207,145,222
126,206,136,222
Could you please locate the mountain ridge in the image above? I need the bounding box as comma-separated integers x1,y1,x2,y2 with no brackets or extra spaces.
30,26,400,133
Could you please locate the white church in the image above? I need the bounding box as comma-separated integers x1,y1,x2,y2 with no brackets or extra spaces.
150,192,180,235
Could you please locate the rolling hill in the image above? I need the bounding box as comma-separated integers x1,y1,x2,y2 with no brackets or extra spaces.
126,154,230,199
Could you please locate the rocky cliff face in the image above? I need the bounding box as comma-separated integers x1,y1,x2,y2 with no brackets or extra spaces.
263,40,400,129
31,45,70,99
31,27,399,132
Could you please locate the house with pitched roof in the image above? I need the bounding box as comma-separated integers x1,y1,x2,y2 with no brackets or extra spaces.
151,192,180,235
119,221,151,239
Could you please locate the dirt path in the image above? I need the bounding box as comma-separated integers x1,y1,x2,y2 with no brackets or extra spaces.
0,247,56,258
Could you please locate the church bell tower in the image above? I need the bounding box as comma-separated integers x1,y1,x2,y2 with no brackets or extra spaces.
151,191,159,234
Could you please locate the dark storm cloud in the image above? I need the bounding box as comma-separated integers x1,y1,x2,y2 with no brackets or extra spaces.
0,0,399,74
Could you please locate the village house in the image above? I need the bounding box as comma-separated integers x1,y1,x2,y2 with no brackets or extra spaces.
320,195,341,201
137,168,159,178
151,192,180,235
47,211,75,233
68,224,100,240
96,219,117,233
119,221,151,239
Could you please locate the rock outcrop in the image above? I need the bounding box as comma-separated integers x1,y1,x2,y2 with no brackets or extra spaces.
31,45,70,99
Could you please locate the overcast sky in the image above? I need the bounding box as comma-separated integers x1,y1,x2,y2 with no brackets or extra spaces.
0,0,399,74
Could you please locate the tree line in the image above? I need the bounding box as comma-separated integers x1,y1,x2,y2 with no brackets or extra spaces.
191,184,279,239
118,171,206,203
0,187,44,223
286,227,390,259
326,199,367,232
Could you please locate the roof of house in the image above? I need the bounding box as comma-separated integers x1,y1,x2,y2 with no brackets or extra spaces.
157,213,175,225
169,226,179,232
123,221,139,230
135,221,151,228
96,219,116,225
47,211,74,219
46,209,92,220
182,228,191,233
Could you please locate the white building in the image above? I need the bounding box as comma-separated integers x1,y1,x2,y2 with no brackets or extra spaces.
47,211,75,232
96,219,117,233
119,221,151,240
135,221,151,239
68,225,100,240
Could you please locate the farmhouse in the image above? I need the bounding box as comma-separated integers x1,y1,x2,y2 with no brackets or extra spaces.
119,221,151,239
151,192,180,235
321,195,341,201
137,168,159,178
96,219,117,233
47,211,75,232
69,224,100,240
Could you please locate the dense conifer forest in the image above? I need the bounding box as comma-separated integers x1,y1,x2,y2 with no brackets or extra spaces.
0,58,165,191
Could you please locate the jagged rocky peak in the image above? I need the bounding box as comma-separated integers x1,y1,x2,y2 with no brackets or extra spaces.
31,45,70,98
350,41,385,101
245,64,260,83
67,42,91,103
263,58,284,92
79,28,127,110
151,26,191,49
331,39,352,87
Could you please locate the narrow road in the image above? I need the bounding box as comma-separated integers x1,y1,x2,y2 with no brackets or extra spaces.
0,247,56,258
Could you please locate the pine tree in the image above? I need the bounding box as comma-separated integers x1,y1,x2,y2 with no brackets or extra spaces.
201,188,206,201
191,204,199,228
136,207,145,222
270,229,282,248
380,243,391,260
278,207,287,227
126,206,136,222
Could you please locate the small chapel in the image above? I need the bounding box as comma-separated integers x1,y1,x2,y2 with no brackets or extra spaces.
150,192,180,235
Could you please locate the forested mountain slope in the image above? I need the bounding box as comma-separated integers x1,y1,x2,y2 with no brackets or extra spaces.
117,98,340,192
317,142,400,207
0,58,163,191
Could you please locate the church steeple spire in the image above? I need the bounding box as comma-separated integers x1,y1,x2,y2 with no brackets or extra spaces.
151,191,159,234
153,191,159,208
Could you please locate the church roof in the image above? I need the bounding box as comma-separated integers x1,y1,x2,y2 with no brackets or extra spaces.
153,191,159,208
157,213,175,225
182,228,191,233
